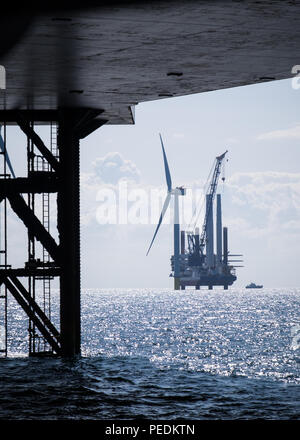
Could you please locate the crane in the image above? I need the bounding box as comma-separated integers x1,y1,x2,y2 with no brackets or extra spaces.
187,150,228,256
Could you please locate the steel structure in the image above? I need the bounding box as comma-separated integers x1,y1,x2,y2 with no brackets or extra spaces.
0,125,9,356
0,0,299,354
179,153,242,290
187,151,228,256
0,109,106,357
147,142,241,291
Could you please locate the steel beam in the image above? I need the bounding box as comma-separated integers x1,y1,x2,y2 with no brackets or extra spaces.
57,111,81,356
0,110,59,124
55,110,107,356
9,275,60,341
1,275,61,354
7,192,60,263
0,268,60,277
0,176,58,194
17,115,60,172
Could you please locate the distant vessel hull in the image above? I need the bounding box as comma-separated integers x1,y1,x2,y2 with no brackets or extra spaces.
180,274,237,290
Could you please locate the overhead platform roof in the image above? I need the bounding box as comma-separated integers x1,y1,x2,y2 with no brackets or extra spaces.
0,0,299,125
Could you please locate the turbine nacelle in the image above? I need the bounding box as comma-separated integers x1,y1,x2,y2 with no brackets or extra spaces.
171,186,185,196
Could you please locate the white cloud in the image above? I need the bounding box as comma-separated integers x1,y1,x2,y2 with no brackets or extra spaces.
225,216,268,239
225,137,239,144
92,152,141,184
256,123,300,140
80,167,300,251
225,171,300,238
172,132,185,139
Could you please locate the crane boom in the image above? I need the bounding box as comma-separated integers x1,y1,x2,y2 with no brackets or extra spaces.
199,150,227,250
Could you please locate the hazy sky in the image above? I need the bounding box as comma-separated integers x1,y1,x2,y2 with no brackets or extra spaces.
3,77,300,288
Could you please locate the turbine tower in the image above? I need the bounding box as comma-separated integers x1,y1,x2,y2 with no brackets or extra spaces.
146,134,185,290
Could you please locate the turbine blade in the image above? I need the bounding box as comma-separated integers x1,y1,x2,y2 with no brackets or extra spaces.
159,133,172,192
0,127,16,178
146,193,171,255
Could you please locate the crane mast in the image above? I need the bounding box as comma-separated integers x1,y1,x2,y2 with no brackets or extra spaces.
188,150,227,255
199,150,227,251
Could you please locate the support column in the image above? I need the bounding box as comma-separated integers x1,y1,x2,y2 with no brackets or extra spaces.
206,194,214,269
195,227,200,255
223,227,228,266
57,114,81,357
180,230,185,255
216,194,222,268
173,190,180,290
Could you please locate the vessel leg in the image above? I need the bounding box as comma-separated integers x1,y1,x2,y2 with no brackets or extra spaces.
174,277,180,290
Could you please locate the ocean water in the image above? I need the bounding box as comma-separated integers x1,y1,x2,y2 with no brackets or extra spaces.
0,288,299,420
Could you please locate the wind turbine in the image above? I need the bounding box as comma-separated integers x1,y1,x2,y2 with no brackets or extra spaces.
146,133,185,290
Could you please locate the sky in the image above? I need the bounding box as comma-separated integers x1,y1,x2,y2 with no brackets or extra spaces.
2,77,300,288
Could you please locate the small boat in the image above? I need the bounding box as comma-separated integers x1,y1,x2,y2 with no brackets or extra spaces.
246,282,263,289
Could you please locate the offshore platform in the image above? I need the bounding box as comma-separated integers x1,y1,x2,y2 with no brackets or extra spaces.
0,1,299,357
147,137,242,290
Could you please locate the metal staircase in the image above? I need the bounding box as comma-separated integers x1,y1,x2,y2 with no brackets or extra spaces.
28,122,58,355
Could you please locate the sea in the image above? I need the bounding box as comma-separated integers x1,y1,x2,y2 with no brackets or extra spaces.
0,287,299,420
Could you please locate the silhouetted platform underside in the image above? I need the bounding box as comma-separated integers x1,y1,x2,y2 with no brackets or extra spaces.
0,0,300,125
